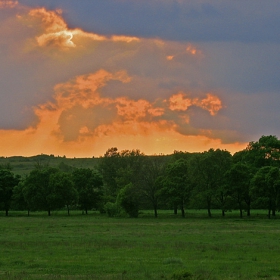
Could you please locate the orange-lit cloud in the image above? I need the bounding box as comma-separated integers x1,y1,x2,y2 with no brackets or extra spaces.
27,8,106,50
0,0,17,9
200,93,223,116
0,67,242,157
168,92,222,115
25,7,143,52
165,43,203,63
47,70,169,142
0,4,250,158
20,68,234,157
111,35,140,43
186,44,202,56
115,98,164,120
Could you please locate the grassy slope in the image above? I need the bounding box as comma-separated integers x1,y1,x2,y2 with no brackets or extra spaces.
0,155,101,176
0,211,280,280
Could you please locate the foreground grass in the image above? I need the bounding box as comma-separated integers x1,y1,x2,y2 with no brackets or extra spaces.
0,211,280,279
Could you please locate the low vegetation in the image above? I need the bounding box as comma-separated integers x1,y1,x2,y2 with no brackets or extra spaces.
0,211,280,280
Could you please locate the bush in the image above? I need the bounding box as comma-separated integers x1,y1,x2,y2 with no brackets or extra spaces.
117,183,139,218
104,202,120,217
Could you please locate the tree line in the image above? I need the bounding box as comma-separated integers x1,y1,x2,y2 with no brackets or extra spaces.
1,135,280,218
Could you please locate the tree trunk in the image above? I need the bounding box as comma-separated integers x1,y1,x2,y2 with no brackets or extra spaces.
181,205,185,218
153,204,158,218
207,208,211,217
5,209,8,217
207,198,211,218
27,209,30,216
268,199,272,219
48,209,51,216
246,202,251,216
239,202,243,218
85,208,88,215
220,192,225,217
174,204,177,215
67,205,70,216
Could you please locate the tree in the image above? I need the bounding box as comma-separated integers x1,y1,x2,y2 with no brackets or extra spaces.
251,166,280,218
162,158,191,217
112,149,145,216
49,172,78,215
225,162,253,217
98,147,120,199
117,183,139,218
72,168,103,214
190,149,232,217
22,167,59,216
0,169,20,216
139,156,167,218
116,149,145,188
12,181,30,215
245,135,280,168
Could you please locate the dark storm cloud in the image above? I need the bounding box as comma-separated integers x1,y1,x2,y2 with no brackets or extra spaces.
20,0,280,43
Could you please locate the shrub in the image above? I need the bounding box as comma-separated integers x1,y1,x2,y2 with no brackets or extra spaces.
104,202,120,217
117,183,139,218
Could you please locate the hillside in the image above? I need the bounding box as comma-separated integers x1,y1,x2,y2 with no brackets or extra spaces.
0,154,101,176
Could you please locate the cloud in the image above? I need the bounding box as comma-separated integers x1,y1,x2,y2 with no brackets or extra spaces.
26,8,106,50
1,3,279,157
0,0,18,9
25,7,143,53
36,69,166,141
168,92,222,116
28,69,228,150
27,0,280,43
0,63,246,157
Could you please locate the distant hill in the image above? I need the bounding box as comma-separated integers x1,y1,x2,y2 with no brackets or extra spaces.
0,154,101,176
0,153,175,177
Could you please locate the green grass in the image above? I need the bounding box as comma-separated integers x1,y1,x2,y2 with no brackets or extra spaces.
1,211,280,279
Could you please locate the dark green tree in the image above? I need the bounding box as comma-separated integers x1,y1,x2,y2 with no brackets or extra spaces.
116,149,145,188
117,183,139,218
112,149,145,216
162,158,191,217
139,156,167,218
251,166,280,218
12,181,29,215
225,162,253,217
98,147,120,200
0,169,20,216
49,172,78,215
72,168,103,214
22,167,59,216
190,149,232,217
245,135,280,168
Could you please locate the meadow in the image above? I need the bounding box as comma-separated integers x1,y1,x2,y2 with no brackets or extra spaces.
0,210,280,280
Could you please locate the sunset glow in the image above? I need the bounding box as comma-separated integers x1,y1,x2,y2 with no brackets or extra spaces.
1,0,279,157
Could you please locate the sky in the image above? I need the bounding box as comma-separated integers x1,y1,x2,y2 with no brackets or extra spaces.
1,0,280,158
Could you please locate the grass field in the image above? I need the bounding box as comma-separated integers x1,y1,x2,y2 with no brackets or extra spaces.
0,210,280,280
